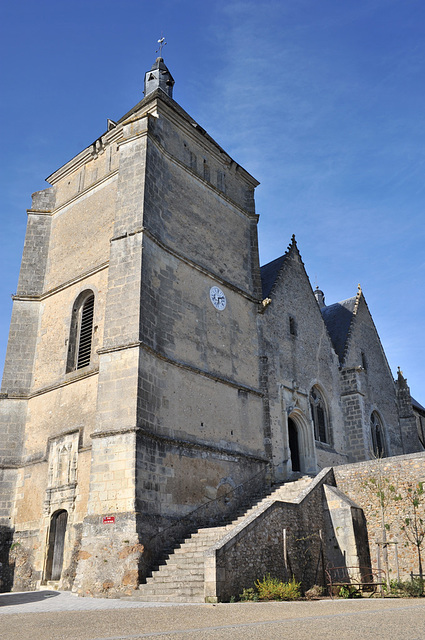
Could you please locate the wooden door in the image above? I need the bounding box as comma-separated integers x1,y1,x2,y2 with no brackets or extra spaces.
46,510,68,581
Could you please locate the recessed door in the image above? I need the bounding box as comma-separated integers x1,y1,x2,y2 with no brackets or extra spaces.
288,418,301,472
46,510,68,581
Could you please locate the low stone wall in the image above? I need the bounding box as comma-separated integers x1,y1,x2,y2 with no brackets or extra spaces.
334,452,425,582
204,469,334,602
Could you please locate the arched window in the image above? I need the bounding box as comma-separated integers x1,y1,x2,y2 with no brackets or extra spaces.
310,387,329,444
371,411,386,457
66,291,95,372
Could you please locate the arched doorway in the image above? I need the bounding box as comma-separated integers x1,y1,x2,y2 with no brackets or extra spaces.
45,510,68,581
288,418,301,472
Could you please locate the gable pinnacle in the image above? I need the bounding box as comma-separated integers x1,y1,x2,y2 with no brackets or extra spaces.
286,234,297,252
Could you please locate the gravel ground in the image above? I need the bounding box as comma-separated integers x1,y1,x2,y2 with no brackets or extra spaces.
1,592,424,640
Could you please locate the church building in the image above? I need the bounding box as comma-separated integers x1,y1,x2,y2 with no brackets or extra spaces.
0,55,422,597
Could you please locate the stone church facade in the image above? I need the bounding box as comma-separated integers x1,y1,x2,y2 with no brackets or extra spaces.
0,56,422,595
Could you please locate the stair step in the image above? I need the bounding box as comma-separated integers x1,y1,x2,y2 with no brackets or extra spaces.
154,563,204,574
165,548,205,556
146,574,204,584
138,585,203,596
138,476,313,603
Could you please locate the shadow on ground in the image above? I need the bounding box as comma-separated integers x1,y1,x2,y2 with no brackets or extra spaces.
0,591,60,607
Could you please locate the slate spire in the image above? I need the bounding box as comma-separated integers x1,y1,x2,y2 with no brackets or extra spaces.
144,57,175,98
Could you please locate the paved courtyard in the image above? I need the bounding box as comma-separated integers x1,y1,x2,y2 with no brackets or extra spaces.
1,591,425,640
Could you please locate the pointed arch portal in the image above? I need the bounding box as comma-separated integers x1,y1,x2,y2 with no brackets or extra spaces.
288,417,301,472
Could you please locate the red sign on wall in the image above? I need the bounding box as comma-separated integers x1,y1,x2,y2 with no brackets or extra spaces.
103,516,115,524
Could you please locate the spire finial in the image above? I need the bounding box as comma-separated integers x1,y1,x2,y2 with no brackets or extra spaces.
156,35,167,58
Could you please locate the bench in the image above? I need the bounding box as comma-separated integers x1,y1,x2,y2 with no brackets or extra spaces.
326,566,386,598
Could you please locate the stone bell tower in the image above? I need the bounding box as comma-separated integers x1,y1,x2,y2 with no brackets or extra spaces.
0,55,269,595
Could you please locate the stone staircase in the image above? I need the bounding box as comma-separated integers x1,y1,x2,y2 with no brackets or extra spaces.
135,474,313,602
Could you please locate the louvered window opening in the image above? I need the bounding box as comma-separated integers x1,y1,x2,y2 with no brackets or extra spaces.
76,295,94,369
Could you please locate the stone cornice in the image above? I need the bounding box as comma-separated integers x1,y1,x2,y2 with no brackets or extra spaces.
110,226,260,304
51,170,119,217
340,390,366,398
98,339,263,397
13,262,109,302
151,101,259,189
91,425,269,464
118,89,259,188
26,209,53,216
47,128,122,185
145,128,259,221
4,367,99,400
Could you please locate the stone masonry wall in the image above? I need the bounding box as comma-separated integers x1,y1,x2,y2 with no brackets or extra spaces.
343,297,404,458
261,244,345,480
135,430,269,580
340,367,368,461
334,452,425,581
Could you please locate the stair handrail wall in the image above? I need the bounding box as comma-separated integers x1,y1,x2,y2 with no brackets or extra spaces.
204,467,336,602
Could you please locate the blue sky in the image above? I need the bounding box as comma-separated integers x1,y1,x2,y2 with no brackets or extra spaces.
0,0,424,401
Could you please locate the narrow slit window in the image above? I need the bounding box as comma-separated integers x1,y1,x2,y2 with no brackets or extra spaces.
203,159,210,182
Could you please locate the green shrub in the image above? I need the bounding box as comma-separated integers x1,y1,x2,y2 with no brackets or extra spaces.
255,575,301,601
239,587,258,601
398,578,424,597
338,585,362,599
383,579,402,596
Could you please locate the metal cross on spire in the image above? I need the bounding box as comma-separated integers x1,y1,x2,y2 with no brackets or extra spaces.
156,35,167,57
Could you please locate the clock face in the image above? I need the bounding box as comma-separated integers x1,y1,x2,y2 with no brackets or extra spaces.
209,286,226,310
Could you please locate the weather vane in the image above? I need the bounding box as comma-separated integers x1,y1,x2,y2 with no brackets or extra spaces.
156,35,167,57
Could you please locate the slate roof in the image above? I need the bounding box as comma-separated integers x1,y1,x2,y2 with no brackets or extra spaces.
321,297,357,363
412,397,425,413
260,254,288,298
